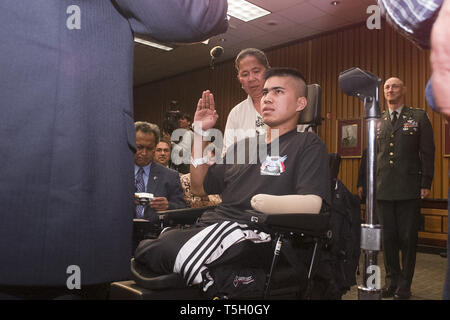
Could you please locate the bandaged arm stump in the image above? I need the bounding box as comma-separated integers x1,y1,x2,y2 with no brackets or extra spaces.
251,194,323,214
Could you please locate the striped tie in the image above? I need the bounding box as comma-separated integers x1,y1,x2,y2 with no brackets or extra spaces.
135,167,145,218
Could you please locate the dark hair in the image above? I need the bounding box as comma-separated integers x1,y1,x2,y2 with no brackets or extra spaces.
263,67,307,97
235,48,269,71
263,67,306,82
134,121,160,144
157,138,172,150
180,113,192,123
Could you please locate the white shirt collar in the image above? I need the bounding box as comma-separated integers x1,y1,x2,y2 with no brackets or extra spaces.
389,105,404,116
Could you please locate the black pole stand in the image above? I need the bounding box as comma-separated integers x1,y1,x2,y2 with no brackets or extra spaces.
339,68,382,300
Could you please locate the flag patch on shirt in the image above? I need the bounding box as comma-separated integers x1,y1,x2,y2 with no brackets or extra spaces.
260,155,287,176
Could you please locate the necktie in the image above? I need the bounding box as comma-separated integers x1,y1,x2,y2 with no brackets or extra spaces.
135,167,145,218
391,111,398,126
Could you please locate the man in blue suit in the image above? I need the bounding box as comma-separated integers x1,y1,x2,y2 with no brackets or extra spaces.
134,122,186,224
0,0,227,299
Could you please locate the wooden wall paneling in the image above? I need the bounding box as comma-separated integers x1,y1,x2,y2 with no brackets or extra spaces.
444,216,448,233
410,41,419,105
383,24,391,93
433,111,442,198
326,35,334,154
397,31,406,90
307,40,313,83
317,37,328,149
410,43,419,106
442,126,450,198
389,26,398,79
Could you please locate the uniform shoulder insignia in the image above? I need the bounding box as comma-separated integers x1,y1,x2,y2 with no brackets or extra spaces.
409,107,425,114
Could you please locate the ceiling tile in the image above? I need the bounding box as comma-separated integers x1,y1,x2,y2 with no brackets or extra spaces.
209,32,243,47
270,24,322,41
277,2,328,23
308,0,364,14
308,0,376,23
247,13,297,32
247,0,308,12
225,21,267,40
302,14,352,31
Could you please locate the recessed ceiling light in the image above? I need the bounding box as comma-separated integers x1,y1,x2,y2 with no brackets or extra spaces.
227,0,271,22
134,37,173,51
331,1,340,5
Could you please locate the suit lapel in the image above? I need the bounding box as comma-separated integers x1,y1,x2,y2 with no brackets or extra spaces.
147,163,160,194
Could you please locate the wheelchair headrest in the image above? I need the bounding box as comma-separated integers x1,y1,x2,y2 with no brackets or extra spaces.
298,84,322,128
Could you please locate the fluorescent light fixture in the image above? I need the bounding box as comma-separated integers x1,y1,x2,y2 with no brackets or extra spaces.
134,37,173,51
227,0,271,22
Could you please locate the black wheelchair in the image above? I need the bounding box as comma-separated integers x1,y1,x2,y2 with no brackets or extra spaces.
109,85,359,300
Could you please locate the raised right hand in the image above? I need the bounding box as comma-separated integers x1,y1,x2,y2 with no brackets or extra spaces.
193,90,219,131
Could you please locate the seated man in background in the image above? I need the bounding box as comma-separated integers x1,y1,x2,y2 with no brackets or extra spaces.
134,122,186,224
135,68,331,290
154,138,176,171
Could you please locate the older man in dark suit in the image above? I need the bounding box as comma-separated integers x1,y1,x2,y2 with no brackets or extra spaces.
134,122,186,224
377,77,435,300
0,0,227,299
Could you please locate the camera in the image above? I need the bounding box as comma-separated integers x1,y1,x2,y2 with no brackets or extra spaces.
135,192,154,206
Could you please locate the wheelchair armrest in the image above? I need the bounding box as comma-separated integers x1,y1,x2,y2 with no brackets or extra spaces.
158,205,218,225
246,210,330,236
133,206,218,250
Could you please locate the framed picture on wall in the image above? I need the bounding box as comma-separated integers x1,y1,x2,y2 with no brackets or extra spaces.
444,120,450,157
337,119,363,158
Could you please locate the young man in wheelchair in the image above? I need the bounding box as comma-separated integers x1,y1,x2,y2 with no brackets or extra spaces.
134,67,331,296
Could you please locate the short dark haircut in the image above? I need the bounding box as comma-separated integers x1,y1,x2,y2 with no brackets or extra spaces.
157,138,172,150
235,48,269,71
135,121,160,144
180,113,192,123
263,67,307,97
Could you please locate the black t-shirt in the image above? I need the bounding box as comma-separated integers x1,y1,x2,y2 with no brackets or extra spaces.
201,129,331,223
